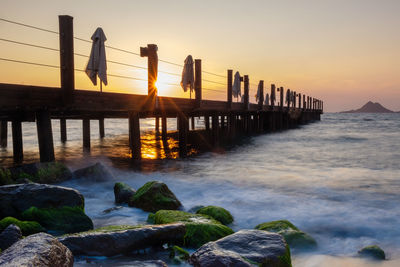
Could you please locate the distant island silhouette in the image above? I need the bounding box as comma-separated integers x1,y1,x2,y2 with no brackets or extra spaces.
341,101,394,113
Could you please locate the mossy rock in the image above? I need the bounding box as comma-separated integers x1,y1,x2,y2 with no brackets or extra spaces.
0,216,45,236
151,210,233,248
196,206,234,225
114,182,136,204
129,181,182,212
9,162,72,184
0,168,13,186
169,245,190,264
21,206,93,235
63,224,144,236
358,245,386,260
255,220,317,250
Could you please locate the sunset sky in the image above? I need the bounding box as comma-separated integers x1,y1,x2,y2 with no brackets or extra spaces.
0,0,399,112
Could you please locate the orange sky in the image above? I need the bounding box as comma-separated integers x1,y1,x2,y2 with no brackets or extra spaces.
0,0,399,112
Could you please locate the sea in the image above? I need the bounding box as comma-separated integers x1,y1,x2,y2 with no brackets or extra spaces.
1,113,399,267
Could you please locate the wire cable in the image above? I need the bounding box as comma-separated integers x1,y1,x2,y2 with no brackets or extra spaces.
0,38,59,52
202,70,227,78
0,18,59,35
0,57,59,69
203,79,226,86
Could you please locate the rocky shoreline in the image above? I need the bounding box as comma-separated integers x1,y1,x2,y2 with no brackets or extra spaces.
0,162,387,266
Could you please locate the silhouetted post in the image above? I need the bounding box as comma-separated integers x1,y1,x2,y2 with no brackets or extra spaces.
195,59,202,108
36,110,55,162
212,114,219,145
271,84,276,108
12,120,23,163
191,117,195,130
227,69,233,109
280,87,284,110
129,112,141,159
161,116,167,140
178,113,188,157
155,116,160,133
0,121,7,147
60,118,67,142
205,115,210,130
258,80,264,110
82,119,90,150
286,89,290,109
243,75,249,110
99,118,105,138
293,91,297,108
141,44,158,110
303,95,306,111
298,93,301,109
59,15,75,105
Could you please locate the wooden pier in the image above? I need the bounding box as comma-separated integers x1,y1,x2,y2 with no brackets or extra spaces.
0,15,323,164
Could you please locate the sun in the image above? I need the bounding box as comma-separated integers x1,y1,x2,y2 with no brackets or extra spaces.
155,72,179,97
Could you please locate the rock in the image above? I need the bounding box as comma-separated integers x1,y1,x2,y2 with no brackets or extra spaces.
102,206,123,214
0,224,22,251
255,220,317,250
21,206,93,235
190,229,292,267
151,210,233,248
0,217,45,236
114,182,136,204
0,168,13,186
0,183,85,219
196,206,234,225
358,245,386,260
170,245,190,264
126,260,168,267
9,162,72,184
129,181,182,212
0,232,73,266
58,223,186,256
73,162,114,181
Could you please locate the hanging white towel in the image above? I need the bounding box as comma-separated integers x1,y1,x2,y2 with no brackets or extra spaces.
180,55,194,93
265,93,269,105
232,71,241,98
86,27,107,86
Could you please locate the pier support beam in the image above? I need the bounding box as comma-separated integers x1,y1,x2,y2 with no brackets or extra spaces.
129,112,141,160
0,121,7,147
212,114,219,145
99,118,105,138
36,110,55,162
191,117,195,131
82,119,90,150
12,120,23,163
205,115,210,131
178,114,188,157
161,116,167,140
60,118,67,142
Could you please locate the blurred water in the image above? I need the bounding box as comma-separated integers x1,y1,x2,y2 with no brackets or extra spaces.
1,113,400,266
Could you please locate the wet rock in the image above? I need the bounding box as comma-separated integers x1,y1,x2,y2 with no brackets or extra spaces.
196,206,234,225
73,162,114,182
102,206,123,214
58,223,186,256
127,260,168,267
9,162,72,184
129,181,182,212
151,210,233,248
0,232,73,267
169,245,190,264
0,183,85,219
358,245,386,260
0,217,45,236
114,182,136,204
0,224,22,251
190,229,292,267
255,220,317,250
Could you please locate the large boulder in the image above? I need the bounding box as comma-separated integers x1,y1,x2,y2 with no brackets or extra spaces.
358,245,386,260
151,210,233,248
0,232,73,266
0,217,45,236
58,223,185,256
9,162,72,184
0,224,22,251
21,206,93,235
0,183,84,219
114,182,136,204
73,162,114,181
129,181,182,212
196,206,234,225
190,229,292,267
255,220,317,250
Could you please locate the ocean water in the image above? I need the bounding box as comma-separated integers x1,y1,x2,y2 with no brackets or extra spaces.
1,113,400,266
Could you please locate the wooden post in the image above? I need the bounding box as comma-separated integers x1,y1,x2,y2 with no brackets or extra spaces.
227,69,233,109
178,114,188,157
271,84,276,108
36,110,55,162
191,117,195,130
195,59,202,108
293,91,296,108
99,118,105,138
12,120,23,163
161,116,167,140
286,89,290,109
212,114,219,145
82,119,90,150
205,115,210,130
243,75,249,110
0,121,7,147
155,116,160,133
129,112,141,159
303,95,306,111
60,118,67,142
298,93,301,109
59,15,75,105
258,80,264,110
280,87,284,110
140,44,158,98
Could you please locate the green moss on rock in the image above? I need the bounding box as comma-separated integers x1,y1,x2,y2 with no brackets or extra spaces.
114,182,136,204
9,162,72,184
0,216,45,236
358,245,386,260
169,245,190,264
151,210,233,248
196,206,234,225
128,181,182,212
21,206,93,235
0,168,13,185
255,220,317,250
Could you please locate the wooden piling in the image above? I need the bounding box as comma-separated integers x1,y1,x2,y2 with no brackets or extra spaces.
243,75,249,110
36,110,55,162
60,118,67,142
82,119,90,150
195,59,202,108
271,84,276,107
178,113,188,157
191,117,195,130
0,121,7,147
212,114,219,145
99,118,105,138
155,116,160,133
298,93,301,109
11,120,23,163
227,70,233,109
59,15,75,105
258,80,264,110
161,116,167,140
129,112,141,159
205,115,210,131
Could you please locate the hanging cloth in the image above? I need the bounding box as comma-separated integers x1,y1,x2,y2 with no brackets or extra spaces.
86,27,107,86
232,71,241,98
180,55,195,93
